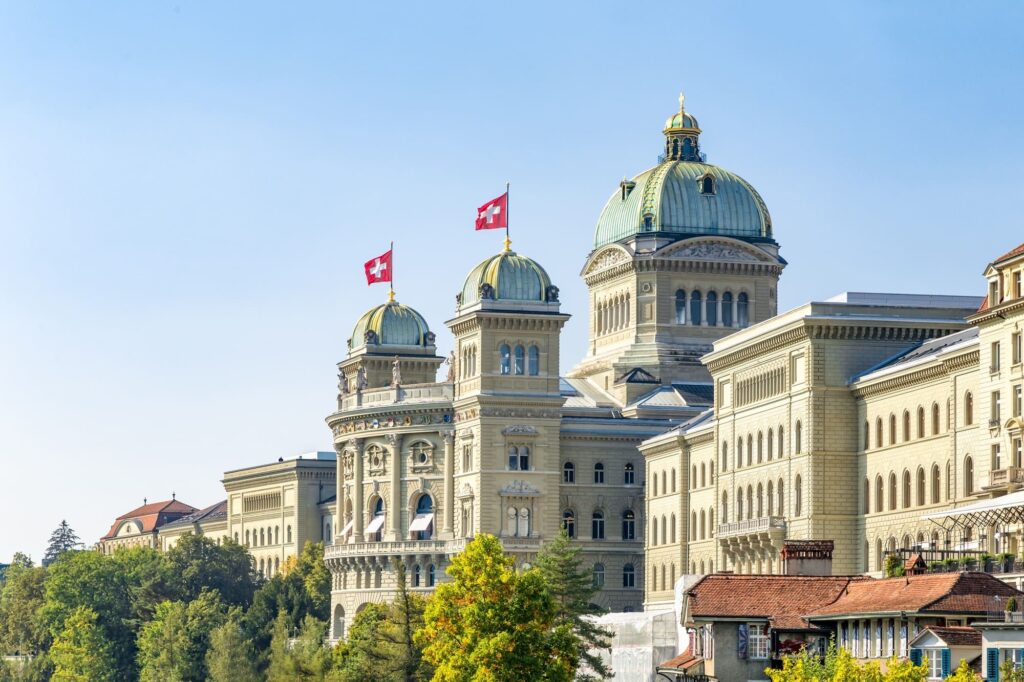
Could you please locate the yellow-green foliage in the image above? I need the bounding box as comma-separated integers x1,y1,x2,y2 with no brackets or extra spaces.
944,658,982,682
766,644,927,682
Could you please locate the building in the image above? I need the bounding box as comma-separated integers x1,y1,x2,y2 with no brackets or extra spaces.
322,93,787,639
98,498,197,554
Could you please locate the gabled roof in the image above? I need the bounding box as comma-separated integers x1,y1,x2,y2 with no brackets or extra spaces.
993,242,1024,266
617,367,659,384
913,625,982,648
102,499,198,540
161,500,228,530
687,574,855,631
659,645,703,671
808,572,1020,617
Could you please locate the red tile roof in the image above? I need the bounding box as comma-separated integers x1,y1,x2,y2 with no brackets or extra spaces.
923,626,982,647
994,242,1024,266
809,572,1020,617
102,499,198,540
687,574,855,631
659,645,702,671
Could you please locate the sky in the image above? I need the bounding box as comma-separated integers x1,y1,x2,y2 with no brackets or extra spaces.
1,2,1022,562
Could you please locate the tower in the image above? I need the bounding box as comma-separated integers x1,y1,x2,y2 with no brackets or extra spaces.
447,241,569,558
570,93,786,404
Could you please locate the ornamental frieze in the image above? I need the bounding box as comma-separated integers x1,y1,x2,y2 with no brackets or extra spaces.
479,407,561,419
332,411,453,436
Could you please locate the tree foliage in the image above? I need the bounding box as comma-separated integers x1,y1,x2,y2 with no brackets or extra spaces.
164,533,259,608
266,612,333,682
42,522,81,569
765,643,927,682
49,607,118,682
944,658,982,682
417,534,575,682
0,553,48,656
205,609,260,682
136,589,227,682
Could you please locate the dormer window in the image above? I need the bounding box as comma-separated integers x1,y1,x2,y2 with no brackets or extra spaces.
699,174,716,195
642,214,654,230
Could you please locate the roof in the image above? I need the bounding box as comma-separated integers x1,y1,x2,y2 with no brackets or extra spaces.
102,499,198,540
917,626,982,647
659,645,703,671
627,383,715,411
349,300,433,350
687,574,854,631
993,242,1024,266
460,249,554,306
922,490,1024,528
161,500,228,530
852,327,979,383
808,572,1020,617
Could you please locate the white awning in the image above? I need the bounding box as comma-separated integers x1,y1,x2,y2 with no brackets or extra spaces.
366,514,386,534
340,520,354,537
409,513,434,532
922,490,1024,530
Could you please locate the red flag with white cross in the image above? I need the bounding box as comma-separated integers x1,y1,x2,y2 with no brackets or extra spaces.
364,249,392,285
475,192,508,230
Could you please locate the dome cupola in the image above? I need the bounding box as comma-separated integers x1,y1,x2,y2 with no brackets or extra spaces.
348,299,434,351
663,92,702,162
458,242,558,308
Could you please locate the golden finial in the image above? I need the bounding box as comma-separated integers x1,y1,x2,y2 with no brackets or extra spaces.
387,288,396,303
503,235,512,252
678,91,686,117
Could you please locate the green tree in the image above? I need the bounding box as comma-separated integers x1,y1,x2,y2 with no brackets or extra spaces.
111,546,177,627
533,530,613,679
999,659,1024,682
0,553,48,656
136,590,227,682
165,533,259,608
944,658,982,681
49,607,117,682
331,602,392,680
417,534,575,682
266,612,332,682
41,522,81,568
41,551,135,680
206,609,260,682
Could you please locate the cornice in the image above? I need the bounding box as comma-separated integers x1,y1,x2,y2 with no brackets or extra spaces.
969,297,1024,325
705,326,808,372
851,349,979,399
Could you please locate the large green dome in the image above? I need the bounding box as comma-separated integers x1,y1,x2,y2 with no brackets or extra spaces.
594,93,772,249
349,300,434,350
460,249,556,306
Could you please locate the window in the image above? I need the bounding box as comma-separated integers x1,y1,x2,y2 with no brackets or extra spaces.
413,564,421,587
932,403,940,435
778,426,784,456
622,510,635,540
623,563,635,588
369,498,385,541
917,467,925,506
876,418,883,448
699,175,715,194
722,442,728,472
413,495,434,540
994,444,1003,471
757,432,764,463
931,465,941,504
528,345,539,375
965,457,975,495
875,476,884,513
690,291,702,326
917,407,925,438
965,392,974,425
1014,332,1022,365
594,462,605,484
889,472,897,511
675,290,686,324
624,462,635,485
737,487,744,521
700,463,706,487
591,511,605,539
508,445,530,471
721,492,728,523
902,470,911,508
672,468,677,492
563,462,575,484
889,414,897,445
1017,438,1024,469
737,438,743,467
864,421,870,449
795,420,802,453
737,292,749,327
514,345,525,375
767,428,774,461
795,475,802,516
748,624,770,659
993,341,1002,372
593,563,605,588
562,509,576,538
499,344,511,374
706,291,718,326
722,292,733,327
903,411,911,442
1015,384,1022,417
925,648,943,678
993,391,1002,423
427,564,436,587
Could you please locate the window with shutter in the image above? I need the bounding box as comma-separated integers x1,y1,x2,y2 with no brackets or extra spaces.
986,648,999,682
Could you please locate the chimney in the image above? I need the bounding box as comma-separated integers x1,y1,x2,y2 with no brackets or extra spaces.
781,540,834,576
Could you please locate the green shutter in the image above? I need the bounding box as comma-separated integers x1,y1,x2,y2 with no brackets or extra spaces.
910,648,923,665
941,649,951,678
986,648,1000,681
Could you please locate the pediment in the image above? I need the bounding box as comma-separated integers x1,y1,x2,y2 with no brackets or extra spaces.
659,238,772,263
581,244,633,277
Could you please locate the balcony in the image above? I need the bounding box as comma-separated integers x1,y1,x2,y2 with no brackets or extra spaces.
335,382,453,413
989,467,1024,490
324,535,542,562
717,516,787,539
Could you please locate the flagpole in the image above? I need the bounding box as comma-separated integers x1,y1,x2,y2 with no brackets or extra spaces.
388,241,395,303
504,181,511,252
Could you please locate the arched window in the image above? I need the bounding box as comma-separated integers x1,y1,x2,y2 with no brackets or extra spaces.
864,421,870,450
650,517,658,546
499,344,511,375
737,487,744,521
916,467,926,506
593,564,605,588
287,526,292,543
563,462,575,484
700,463,706,488
722,442,729,472
722,292,733,327
746,484,753,520
670,514,676,543
413,564,421,587
777,479,784,515
675,290,686,324
888,473,897,511
623,563,635,588
917,407,925,438
902,470,911,508
671,468,677,492
700,175,715,194
624,462,635,485
721,492,728,523
756,483,764,517
513,345,525,375
965,456,975,495
369,498,385,541
932,403,940,434
875,418,883,448
737,438,744,467
767,428,774,461
902,411,911,442
428,564,436,587
795,421,802,454
747,435,753,466
591,510,605,539
889,414,897,445
863,479,869,514
562,509,576,538
706,291,718,326
508,445,530,471
690,291,702,326
699,509,706,539
621,510,635,540
594,462,605,484
795,475,803,516
965,392,974,425
661,471,667,494
414,495,434,540
691,512,697,538
931,464,941,504
778,426,784,456
737,292,749,327
260,528,265,546
528,345,539,376
874,476,883,513
652,473,658,496
757,432,764,463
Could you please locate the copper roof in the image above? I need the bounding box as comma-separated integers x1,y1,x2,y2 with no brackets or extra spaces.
687,574,854,631
809,572,1020,617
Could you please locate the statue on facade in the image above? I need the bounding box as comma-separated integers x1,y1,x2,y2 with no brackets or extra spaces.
356,365,368,391
391,356,402,387
445,350,456,383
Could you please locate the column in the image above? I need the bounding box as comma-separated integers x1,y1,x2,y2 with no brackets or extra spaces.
390,434,403,540
732,298,738,328
353,439,365,542
443,430,455,536
716,297,722,327
335,444,345,545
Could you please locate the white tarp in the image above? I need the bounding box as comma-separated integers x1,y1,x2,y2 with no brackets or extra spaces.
409,513,434,532
340,520,353,537
365,515,386,534
922,490,1024,530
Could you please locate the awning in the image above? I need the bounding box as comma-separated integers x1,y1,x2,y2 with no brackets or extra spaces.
922,490,1024,530
409,513,434,532
340,520,353,537
366,514,386,534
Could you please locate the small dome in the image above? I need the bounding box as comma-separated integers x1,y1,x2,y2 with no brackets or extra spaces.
349,301,433,350
664,111,699,131
460,249,556,306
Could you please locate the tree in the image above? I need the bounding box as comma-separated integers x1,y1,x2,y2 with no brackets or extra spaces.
999,659,1024,682
164,534,259,608
266,612,332,682
945,658,982,682
533,530,613,679
49,607,117,682
417,534,575,682
136,590,227,682
0,553,48,656
42,522,81,568
331,602,392,680
206,609,260,682
111,546,177,629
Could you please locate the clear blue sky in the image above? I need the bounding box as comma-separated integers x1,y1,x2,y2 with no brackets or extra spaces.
1,2,1022,561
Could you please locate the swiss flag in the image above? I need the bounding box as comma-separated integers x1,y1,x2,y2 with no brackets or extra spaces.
364,249,392,285
475,192,508,230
